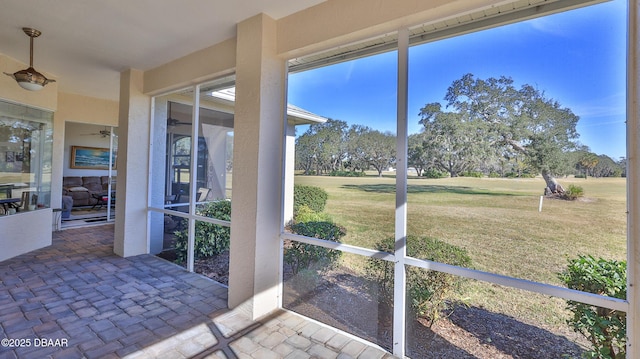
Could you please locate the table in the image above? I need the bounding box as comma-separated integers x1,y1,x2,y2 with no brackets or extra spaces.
0,183,29,198
92,192,115,209
0,198,21,215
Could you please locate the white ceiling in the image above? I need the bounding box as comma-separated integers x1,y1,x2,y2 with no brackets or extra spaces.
0,0,325,101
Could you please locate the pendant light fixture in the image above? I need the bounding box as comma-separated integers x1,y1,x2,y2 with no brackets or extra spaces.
4,27,56,91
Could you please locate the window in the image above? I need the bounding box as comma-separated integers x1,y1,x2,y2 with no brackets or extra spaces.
149,76,234,279
0,100,53,215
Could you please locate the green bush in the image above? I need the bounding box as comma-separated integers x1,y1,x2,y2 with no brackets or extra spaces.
294,184,328,214
559,256,626,359
287,267,322,293
174,200,231,263
367,235,472,324
294,205,333,223
329,170,366,177
460,170,483,178
422,169,448,178
285,221,345,274
564,184,585,200
488,171,501,178
505,172,536,178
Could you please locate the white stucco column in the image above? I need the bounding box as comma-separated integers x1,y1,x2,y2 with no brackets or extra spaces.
228,13,285,319
148,97,168,255
114,69,150,257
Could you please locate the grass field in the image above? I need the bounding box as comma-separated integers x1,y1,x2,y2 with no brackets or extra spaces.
294,174,627,328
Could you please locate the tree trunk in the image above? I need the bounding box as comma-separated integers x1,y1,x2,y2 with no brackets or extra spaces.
541,169,564,195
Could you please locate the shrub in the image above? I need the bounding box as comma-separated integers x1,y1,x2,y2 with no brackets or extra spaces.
488,171,501,178
285,221,345,274
287,267,322,293
294,205,333,223
422,169,448,179
174,200,231,263
367,235,472,324
329,170,366,177
564,184,585,200
575,173,587,179
294,185,328,214
505,172,536,178
460,170,483,178
559,256,626,359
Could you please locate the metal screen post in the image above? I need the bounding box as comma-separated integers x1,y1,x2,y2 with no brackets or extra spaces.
627,0,640,356
393,27,409,358
187,85,201,273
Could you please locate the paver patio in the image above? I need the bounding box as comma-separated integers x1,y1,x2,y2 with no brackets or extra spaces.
0,224,395,359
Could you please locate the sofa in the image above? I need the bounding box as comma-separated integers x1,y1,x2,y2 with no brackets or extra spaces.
62,176,115,207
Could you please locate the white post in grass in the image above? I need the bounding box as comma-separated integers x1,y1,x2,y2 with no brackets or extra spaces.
538,195,544,212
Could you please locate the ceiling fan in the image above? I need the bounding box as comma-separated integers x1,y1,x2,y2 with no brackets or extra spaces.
3,27,56,91
81,127,116,138
167,101,190,127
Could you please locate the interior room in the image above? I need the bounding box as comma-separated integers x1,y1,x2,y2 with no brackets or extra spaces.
61,122,117,228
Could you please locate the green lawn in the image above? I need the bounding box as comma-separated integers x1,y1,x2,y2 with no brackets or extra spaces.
294,174,627,327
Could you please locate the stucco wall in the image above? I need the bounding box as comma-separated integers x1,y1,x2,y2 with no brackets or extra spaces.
56,93,118,126
143,38,237,96
0,209,53,262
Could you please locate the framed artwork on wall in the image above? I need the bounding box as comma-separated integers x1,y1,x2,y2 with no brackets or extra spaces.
70,146,116,170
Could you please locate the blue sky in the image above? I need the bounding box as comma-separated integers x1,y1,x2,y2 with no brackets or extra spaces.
288,0,627,160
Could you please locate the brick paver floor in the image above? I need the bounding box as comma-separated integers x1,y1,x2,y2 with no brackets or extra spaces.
0,224,396,359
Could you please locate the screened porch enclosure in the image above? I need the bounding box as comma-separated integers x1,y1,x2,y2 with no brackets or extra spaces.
165,101,233,207
283,0,631,357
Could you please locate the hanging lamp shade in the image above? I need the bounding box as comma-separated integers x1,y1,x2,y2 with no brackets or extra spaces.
4,28,56,91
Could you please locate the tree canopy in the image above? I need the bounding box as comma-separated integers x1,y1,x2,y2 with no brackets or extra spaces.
295,119,348,175
418,73,580,191
294,73,624,184
295,119,395,176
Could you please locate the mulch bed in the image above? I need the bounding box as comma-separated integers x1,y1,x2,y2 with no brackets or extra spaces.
158,251,589,358
282,267,587,358
194,251,230,285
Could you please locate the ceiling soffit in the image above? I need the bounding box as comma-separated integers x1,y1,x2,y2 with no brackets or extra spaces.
288,0,606,73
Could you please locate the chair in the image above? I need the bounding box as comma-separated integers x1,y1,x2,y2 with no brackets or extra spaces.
197,187,210,202
0,184,11,199
167,188,210,216
18,191,36,211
